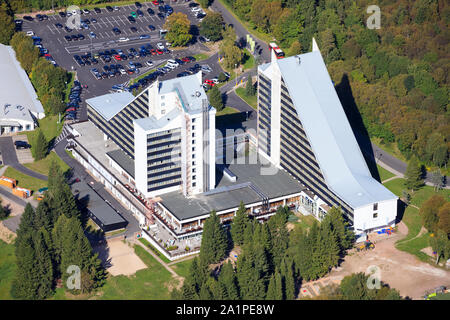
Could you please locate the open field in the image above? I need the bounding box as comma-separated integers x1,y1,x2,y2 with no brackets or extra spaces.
0,240,16,300
171,258,194,279
98,245,176,299
138,237,171,264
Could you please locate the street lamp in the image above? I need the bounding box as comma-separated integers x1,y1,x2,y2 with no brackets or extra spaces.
235,63,237,87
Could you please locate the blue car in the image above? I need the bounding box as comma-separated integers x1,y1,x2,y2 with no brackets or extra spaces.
139,34,150,39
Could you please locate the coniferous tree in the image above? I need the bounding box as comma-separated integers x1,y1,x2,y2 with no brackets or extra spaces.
231,201,250,246
405,156,423,191
281,258,296,300
10,233,39,299
200,211,228,265
208,86,224,111
266,274,277,300
34,199,53,232
245,76,256,96
218,261,240,300
34,129,48,161
274,270,284,300
199,283,213,300
33,229,54,299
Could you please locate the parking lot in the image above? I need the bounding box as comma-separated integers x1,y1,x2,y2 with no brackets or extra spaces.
18,1,225,121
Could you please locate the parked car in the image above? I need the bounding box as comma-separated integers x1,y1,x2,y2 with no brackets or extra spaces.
14,141,30,149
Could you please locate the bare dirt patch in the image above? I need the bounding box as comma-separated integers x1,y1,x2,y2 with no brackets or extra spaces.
300,222,450,300
93,239,147,277
0,222,16,243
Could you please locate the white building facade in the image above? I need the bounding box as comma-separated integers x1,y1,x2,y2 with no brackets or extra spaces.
257,40,398,234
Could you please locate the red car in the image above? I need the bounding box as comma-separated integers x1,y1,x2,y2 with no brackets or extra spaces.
204,79,215,86
181,57,190,62
114,54,122,61
66,107,76,112
150,49,157,55
156,49,163,55
152,0,159,5
126,69,134,75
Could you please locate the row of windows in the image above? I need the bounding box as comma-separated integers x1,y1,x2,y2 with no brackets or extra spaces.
148,167,181,179
148,154,181,166
280,123,319,170
148,181,181,193
147,131,181,143
148,146,181,157
148,171,181,183
280,155,353,218
259,74,272,88
87,108,134,158
148,174,182,187
148,161,181,172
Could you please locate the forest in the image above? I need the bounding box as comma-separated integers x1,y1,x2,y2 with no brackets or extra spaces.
220,0,448,170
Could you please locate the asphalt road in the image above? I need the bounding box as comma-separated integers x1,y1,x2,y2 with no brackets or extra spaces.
210,0,271,63
0,136,48,181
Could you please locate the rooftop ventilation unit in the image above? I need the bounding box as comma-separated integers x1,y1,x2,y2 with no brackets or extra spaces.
296,55,301,65
195,91,201,97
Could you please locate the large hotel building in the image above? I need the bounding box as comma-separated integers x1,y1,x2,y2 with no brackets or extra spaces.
257,40,398,234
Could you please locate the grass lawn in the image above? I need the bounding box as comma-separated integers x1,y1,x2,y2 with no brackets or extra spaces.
193,53,209,61
429,292,450,300
130,68,157,85
383,178,406,197
138,238,171,264
24,152,70,176
171,258,194,279
0,240,16,300
64,72,76,103
4,167,47,193
99,245,176,299
26,115,64,157
235,87,257,110
242,49,255,70
409,186,450,208
290,213,318,231
216,106,240,116
65,150,75,159
377,164,395,182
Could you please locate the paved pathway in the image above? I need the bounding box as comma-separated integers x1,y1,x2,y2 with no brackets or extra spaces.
0,136,48,181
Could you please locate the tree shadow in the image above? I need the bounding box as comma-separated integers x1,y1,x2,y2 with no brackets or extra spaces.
335,74,380,182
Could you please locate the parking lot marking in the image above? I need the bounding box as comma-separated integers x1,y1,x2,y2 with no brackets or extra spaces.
46,25,56,35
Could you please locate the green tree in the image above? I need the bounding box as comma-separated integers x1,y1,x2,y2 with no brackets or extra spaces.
0,197,9,220
199,211,228,265
404,156,423,191
163,12,192,47
208,86,224,112
287,40,302,56
218,261,240,300
437,202,450,235
0,6,15,45
231,201,250,246
33,229,54,299
245,76,256,96
34,129,48,161
200,11,223,41
419,195,446,232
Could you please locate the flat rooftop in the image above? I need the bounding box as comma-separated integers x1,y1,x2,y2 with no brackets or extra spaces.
72,180,127,227
107,149,135,179
159,155,304,221
70,121,131,186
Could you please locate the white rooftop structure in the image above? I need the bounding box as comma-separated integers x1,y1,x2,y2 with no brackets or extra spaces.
0,44,45,119
86,91,135,121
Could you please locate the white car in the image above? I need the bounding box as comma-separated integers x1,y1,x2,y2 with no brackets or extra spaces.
89,32,96,38
167,59,179,67
212,77,219,84
165,63,176,70
71,9,78,15
118,37,129,42
119,69,126,75
146,60,154,67
26,31,34,36
191,7,201,12
156,42,164,50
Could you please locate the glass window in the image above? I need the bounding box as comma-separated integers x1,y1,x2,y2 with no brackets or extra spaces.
373,212,378,219
373,203,378,211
